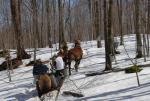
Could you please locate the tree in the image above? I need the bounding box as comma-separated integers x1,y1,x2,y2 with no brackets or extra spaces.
31,0,38,62
68,0,72,42
52,0,57,50
117,0,123,45
58,0,66,49
93,0,102,48
134,0,143,58
46,0,52,48
10,0,30,59
147,0,150,56
104,0,113,71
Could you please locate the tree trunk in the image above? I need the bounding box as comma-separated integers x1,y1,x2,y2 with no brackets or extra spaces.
88,0,93,40
40,0,44,48
68,0,72,42
10,0,30,59
31,0,38,62
94,0,102,48
53,0,57,50
117,0,123,45
147,0,150,57
135,0,142,58
104,0,113,71
46,0,52,48
58,0,65,49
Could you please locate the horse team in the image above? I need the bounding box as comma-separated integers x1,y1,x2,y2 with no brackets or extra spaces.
36,39,83,99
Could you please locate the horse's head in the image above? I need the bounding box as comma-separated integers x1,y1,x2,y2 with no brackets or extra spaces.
57,49,65,57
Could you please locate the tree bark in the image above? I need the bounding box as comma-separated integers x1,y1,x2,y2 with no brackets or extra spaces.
134,0,143,58
31,0,38,62
117,0,123,45
94,0,102,48
46,0,52,48
104,0,113,70
147,0,150,56
58,0,65,49
10,0,30,59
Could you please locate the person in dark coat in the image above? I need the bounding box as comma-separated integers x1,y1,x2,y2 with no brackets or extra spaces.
33,59,49,84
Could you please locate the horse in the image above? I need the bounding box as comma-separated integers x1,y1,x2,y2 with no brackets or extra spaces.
36,73,64,100
56,39,82,75
67,45,83,75
61,40,82,75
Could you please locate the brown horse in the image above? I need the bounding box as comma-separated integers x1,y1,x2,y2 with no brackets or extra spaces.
67,46,83,75
57,39,82,75
36,73,64,100
62,40,82,75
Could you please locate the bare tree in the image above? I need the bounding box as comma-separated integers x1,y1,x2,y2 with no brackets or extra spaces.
68,0,72,42
93,0,102,48
134,0,143,58
46,0,52,48
117,0,123,45
31,0,38,62
10,0,30,59
58,0,66,49
104,0,113,71
52,0,57,50
147,0,150,56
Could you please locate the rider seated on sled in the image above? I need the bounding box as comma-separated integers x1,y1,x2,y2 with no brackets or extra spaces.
33,59,49,84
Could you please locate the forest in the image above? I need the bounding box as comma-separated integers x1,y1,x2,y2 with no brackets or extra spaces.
0,0,148,48
0,0,150,101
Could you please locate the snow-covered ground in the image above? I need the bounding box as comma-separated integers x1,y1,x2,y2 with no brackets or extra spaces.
0,34,150,101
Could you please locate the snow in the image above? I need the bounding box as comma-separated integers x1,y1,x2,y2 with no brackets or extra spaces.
0,34,150,101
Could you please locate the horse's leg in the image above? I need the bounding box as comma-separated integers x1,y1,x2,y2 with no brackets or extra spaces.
36,81,42,98
68,61,71,75
75,58,81,72
55,78,65,101
78,58,81,66
75,60,78,72
40,96,45,101
55,89,60,101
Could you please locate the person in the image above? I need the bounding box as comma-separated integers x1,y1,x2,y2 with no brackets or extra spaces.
33,59,49,84
51,49,65,89
54,49,65,78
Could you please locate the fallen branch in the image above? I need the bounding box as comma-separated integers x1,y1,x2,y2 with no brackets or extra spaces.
0,58,22,71
62,91,84,97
